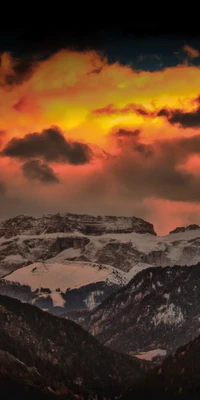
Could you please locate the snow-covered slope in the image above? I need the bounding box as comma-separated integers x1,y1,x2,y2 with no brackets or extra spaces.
1,223,200,278
2,260,127,313
5,260,126,291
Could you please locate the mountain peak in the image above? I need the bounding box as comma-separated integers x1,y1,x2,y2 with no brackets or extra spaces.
169,224,200,234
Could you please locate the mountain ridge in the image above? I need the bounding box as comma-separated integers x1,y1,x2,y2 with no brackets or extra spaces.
74,263,200,358
0,293,150,398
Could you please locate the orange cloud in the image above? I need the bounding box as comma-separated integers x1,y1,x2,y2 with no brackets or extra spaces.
2,48,200,230
1,49,200,146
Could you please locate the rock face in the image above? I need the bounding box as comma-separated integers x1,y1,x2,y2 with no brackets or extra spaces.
0,294,150,399
0,212,156,278
122,333,200,400
169,224,200,234
77,263,200,357
2,213,200,280
0,213,156,238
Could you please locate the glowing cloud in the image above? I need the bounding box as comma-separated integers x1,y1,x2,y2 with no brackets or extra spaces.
1,48,200,233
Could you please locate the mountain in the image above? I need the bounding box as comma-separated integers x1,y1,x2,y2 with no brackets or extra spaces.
75,263,200,359
0,294,150,398
1,213,200,279
122,332,200,399
2,212,200,315
0,212,156,277
0,212,155,313
0,349,64,399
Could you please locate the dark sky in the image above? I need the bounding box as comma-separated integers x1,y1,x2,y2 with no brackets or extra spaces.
1,20,200,71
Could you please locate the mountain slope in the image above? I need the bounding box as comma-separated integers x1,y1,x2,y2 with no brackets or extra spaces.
123,333,200,399
2,260,126,314
0,294,150,398
0,350,60,400
76,263,200,357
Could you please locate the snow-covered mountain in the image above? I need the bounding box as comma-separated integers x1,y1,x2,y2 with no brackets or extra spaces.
1,214,200,278
2,212,200,314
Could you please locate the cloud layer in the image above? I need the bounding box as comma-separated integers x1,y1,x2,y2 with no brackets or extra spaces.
1,47,200,233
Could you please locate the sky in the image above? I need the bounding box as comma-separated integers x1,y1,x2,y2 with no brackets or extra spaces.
2,26,200,235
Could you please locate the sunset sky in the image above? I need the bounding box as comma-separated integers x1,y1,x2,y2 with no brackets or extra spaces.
1,27,200,235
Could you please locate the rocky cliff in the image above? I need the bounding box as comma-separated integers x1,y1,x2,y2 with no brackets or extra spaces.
0,213,156,238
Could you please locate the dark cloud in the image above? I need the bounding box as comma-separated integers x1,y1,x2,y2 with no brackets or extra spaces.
113,128,141,138
134,143,155,158
121,104,153,116
92,103,154,117
92,104,118,115
105,130,200,202
88,67,103,75
168,108,200,128
112,128,141,148
0,54,38,87
1,127,93,165
157,108,169,117
21,160,59,184
157,102,200,128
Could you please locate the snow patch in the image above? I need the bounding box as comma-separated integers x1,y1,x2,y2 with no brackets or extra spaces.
164,293,170,300
3,260,127,292
84,290,104,309
50,291,65,307
135,349,167,361
152,304,184,326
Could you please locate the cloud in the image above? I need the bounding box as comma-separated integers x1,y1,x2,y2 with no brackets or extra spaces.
157,108,169,117
113,128,141,138
168,108,200,128
92,103,154,117
87,67,103,75
0,130,6,148
1,126,93,165
157,104,200,128
12,96,27,111
21,159,60,184
0,52,38,87
103,130,200,203
0,180,6,194
183,45,200,59
2,48,200,233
